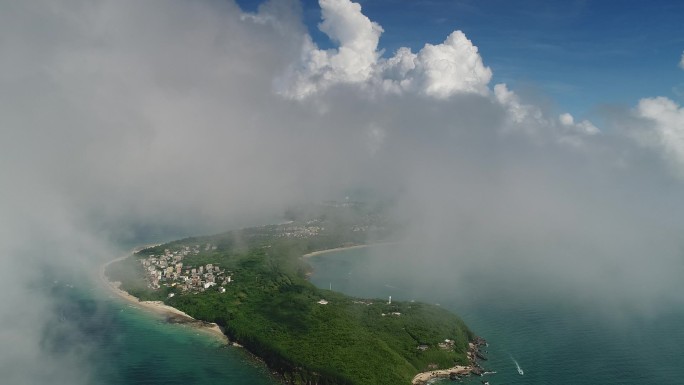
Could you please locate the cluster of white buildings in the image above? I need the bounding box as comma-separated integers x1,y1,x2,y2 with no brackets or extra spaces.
351,224,383,232
140,244,232,293
416,339,455,352
278,225,323,239
437,339,456,350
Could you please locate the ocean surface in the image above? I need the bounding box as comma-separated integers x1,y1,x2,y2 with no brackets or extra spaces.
48,279,280,385
51,245,683,384
307,246,684,385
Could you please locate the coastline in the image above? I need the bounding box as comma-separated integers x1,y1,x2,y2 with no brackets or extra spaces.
411,340,487,385
99,249,228,344
100,240,392,344
411,365,471,384
304,242,489,384
101,241,482,385
301,241,398,259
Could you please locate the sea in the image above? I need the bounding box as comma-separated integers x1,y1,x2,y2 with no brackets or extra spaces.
50,244,683,385
47,277,280,385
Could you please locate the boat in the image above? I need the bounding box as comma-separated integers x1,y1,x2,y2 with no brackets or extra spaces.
514,360,524,375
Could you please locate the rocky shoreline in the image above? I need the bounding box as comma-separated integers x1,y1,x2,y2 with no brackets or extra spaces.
411,336,489,384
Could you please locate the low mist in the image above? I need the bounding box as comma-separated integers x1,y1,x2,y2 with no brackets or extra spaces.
2,0,683,383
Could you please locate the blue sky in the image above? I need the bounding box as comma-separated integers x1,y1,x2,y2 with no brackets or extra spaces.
236,0,684,118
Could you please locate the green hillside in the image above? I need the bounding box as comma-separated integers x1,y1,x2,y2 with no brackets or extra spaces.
107,203,476,385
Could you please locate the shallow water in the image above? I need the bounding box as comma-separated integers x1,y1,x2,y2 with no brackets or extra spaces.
47,281,279,385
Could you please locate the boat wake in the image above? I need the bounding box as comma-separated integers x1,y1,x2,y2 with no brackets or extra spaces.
507,354,524,375
513,359,524,375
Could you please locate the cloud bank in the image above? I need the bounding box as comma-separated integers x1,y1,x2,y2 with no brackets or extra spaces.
2,0,684,383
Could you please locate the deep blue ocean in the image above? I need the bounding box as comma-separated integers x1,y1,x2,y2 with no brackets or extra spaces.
50,244,683,384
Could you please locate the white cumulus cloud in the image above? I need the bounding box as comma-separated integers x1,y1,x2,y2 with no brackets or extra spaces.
279,0,491,99
634,97,684,172
380,31,492,98
559,112,599,135
494,83,545,127
493,84,599,144
279,0,598,145
278,0,383,98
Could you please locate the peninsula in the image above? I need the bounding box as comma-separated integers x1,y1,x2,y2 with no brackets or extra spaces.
105,202,487,385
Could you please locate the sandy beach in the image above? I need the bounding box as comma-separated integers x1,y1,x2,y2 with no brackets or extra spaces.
302,241,400,258
99,250,228,344
301,244,370,258
100,241,390,343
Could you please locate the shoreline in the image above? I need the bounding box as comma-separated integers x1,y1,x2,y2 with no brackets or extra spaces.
301,241,398,259
303,241,489,384
411,340,488,385
411,365,471,384
100,240,392,344
101,241,485,384
99,249,229,344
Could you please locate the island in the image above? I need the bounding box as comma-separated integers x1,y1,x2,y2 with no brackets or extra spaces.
105,201,488,385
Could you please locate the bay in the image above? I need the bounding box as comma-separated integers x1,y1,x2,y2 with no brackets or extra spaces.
307,246,684,385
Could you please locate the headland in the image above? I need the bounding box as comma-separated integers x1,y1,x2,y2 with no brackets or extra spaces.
103,202,488,385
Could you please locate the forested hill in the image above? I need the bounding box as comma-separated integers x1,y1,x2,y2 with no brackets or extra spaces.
107,203,476,385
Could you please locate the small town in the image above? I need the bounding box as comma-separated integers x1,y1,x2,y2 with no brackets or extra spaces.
140,243,232,294
277,223,323,238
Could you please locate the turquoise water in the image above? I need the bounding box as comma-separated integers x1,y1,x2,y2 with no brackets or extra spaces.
307,247,684,385
47,280,280,385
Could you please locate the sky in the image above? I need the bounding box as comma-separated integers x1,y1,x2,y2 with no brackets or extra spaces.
237,0,684,118
0,0,683,383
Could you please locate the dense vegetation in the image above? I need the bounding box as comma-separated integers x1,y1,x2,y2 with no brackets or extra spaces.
107,203,474,385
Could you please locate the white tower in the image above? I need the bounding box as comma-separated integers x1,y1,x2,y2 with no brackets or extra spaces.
388,296,392,304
